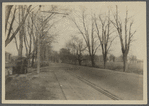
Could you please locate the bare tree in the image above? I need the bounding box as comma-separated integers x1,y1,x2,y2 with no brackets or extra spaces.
31,5,68,73
5,5,32,47
14,9,37,66
5,5,13,32
71,10,100,66
66,36,86,65
111,6,136,72
94,11,116,68
13,6,28,58
12,5,57,67
18,6,25,57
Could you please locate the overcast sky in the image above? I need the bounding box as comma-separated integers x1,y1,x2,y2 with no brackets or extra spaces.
5,2,146,60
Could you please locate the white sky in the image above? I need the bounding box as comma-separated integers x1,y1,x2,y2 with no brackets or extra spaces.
5,2,146,60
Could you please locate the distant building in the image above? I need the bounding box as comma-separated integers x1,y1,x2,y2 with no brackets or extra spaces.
5,51,12,63
5,52,13,75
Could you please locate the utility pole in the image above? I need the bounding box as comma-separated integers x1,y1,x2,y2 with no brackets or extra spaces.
37,5,41,74
37,32,40,74
18,5,24,57
46,45,49,66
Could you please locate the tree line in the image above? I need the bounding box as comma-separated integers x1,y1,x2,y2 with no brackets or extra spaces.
5,5,137,72
54,6,136,72
5,5,68,68
68,6,136,72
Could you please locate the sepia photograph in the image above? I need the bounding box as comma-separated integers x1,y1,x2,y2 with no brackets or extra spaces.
2,2,147,104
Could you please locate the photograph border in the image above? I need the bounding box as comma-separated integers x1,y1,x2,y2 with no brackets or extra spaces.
1,1,148,105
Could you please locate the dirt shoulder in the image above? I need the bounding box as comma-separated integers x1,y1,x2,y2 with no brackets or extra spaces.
5,67,66,100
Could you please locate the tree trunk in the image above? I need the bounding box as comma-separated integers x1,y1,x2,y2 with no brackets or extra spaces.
123,53,128,72
91,55,95,67
103,59,106,69
103,54,107,69
78,53,82,65
37,34,40,73
78,59,82,65
31,53,34,67
18,6,24,57
46,46,49,61
5,5,13,32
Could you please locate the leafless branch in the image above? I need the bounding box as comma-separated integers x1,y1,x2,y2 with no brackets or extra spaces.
5,5,32,47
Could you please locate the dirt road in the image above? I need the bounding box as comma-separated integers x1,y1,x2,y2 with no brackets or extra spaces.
5,62,143,100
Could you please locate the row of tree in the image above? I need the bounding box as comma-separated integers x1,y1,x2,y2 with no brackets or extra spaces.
57,45,137,66
68,6,136,72
5,5,137,72
5,5,68,68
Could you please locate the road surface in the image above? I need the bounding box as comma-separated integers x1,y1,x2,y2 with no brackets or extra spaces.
6,62,143,100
